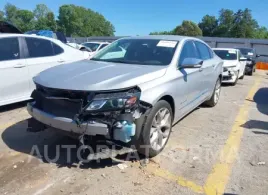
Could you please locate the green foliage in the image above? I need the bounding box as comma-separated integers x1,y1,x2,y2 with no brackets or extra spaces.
151,8,268,39
0,11,4,21
4,3,18,24
34,4,50,20
215,9,234,37
57,5,114,37
15,9,35,32
149,21,202,36
173,20,202,36
254,27,268,39
149,31,171,35
198,15,218,36
230,9,258,38
0,3,115,36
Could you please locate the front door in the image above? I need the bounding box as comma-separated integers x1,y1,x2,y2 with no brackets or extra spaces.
0,37,29,106
175,40,204,118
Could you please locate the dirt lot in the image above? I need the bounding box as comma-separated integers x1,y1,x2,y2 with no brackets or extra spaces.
0,71,268,195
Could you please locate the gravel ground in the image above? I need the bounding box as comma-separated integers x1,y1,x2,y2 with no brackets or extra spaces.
0,71,267,195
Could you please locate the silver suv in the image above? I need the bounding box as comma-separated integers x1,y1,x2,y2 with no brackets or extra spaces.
27,36,223,157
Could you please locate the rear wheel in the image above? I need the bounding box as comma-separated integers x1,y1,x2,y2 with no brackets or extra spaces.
248,67,253,76
204,78,221,107
134,100,173,157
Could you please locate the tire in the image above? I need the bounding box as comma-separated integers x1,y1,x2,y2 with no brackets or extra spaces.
204,78,221,107
248,68,253,76
133,100,173,157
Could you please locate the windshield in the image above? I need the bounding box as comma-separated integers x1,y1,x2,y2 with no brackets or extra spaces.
214,50,237,60
236,48,254,56
91,39,178,66
82,42,100,51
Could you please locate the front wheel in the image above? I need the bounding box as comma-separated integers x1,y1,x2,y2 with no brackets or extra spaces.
232,71,239,86
204,78,221,107
134,100,173,157
240,69,245,80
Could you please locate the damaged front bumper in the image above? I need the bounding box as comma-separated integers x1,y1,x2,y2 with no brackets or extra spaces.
222,68,238,83
27,86,151,143
27,102,109,136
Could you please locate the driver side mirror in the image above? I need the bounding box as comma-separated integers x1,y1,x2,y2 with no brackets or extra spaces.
179,58,203,69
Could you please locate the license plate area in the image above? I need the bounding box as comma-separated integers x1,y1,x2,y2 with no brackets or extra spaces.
42,98,82,118
32,90,82,118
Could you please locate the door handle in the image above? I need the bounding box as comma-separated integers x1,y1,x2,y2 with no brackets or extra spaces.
212,64,216,67
14,64,26,68
199,68,203,72
58,59,65,63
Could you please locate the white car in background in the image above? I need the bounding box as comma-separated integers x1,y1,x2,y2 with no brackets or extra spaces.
0,33,87,106
213,48,247,85
81,41,110,56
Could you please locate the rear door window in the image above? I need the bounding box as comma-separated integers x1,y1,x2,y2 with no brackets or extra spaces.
52,42,64,55
0,37,20,61
99,44,108,50
25,37,54,58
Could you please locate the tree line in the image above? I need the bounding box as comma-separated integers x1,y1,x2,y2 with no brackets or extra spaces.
150,8,268,39
0,3,115,37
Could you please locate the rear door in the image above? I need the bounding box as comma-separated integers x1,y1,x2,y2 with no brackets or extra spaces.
194,41,215,97
24,37,65,94
0,37,29,105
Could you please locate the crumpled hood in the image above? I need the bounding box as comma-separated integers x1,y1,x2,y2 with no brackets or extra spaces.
222,60,238,67
33,60,167,91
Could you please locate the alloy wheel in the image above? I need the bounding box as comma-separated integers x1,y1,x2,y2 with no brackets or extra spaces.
149,108,172,151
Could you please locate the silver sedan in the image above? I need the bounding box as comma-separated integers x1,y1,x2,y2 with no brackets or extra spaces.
28,36,223,157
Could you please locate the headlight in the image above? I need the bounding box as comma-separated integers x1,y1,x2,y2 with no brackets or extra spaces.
86,91,140,111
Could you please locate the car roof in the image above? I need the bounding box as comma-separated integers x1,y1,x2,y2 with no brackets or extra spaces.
0,33,62,43
120,35,200,42
83,41,109,44
212,48,238,51
235,47,254,50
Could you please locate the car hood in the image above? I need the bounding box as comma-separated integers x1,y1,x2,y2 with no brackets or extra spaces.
222,60,238,67
33,60,167,91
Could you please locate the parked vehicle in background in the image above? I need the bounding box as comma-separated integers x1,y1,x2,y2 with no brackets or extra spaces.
235,47,260,76
81,41,110,56
0,33,87,106
0,21,22,34
25,30,67,44
213,48,247,85
28,36,223,157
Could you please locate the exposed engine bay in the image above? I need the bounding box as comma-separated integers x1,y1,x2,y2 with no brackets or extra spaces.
28,84,152,144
